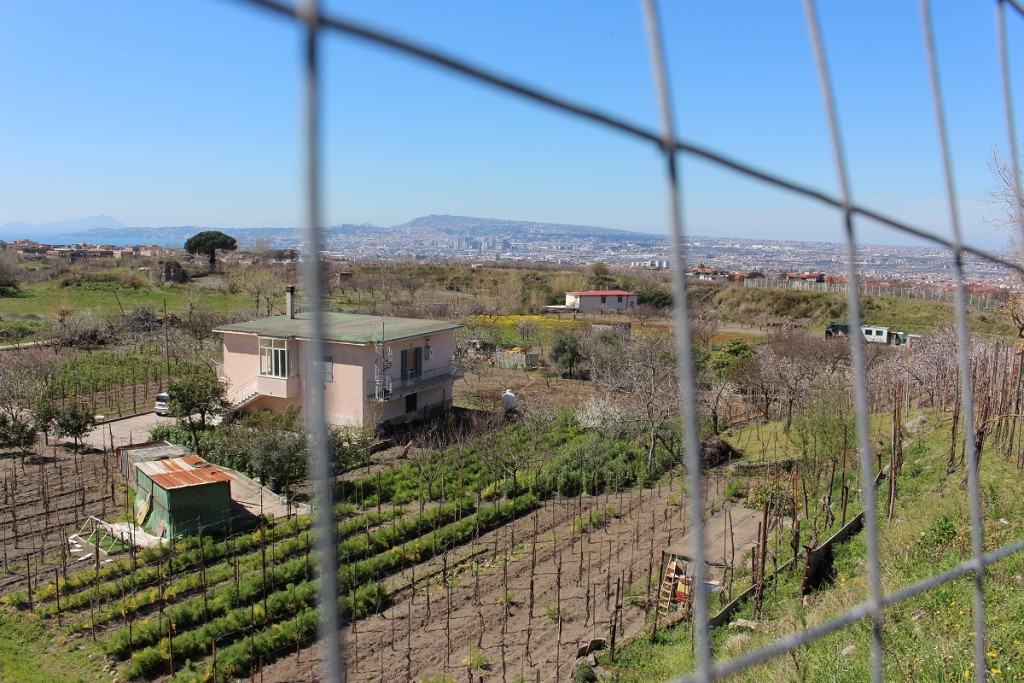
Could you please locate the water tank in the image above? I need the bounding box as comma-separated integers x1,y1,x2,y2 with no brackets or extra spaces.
501,389,518,411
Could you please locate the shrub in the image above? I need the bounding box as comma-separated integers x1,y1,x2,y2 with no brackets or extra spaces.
462,646,490,671
573,507,617,533
723,479,746,501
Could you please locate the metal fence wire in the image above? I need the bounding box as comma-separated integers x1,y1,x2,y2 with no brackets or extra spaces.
231,0,1024,680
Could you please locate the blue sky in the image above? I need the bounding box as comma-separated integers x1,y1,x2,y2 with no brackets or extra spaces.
1,1,1022,249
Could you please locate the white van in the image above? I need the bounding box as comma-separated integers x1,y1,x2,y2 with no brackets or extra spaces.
154,392,170,416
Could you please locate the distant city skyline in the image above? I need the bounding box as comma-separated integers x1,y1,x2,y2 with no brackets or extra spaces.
2,214,1015,294
1,2,1021,250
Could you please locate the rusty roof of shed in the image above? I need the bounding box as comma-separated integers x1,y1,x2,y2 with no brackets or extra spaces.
136,455,233,490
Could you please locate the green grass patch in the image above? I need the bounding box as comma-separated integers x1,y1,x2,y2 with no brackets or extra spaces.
0,611,109,683
704,284,1015,338
573,506,618,533
609,411,1024,682
0,276,249,318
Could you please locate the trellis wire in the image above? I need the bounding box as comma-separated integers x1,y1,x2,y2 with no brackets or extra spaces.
225,0,1024,681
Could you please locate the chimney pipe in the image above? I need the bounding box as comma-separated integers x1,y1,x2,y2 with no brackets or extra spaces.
286,285,295,319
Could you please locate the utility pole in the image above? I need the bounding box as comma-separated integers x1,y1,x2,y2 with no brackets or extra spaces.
163,298,171,381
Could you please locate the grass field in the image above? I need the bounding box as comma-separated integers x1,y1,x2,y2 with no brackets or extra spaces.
0,612,110,683
608,411,1024,682
0,273,250,319
705,285,1016,338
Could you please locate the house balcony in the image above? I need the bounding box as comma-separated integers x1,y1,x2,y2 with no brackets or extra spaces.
366,363,462,402
257,375,301,399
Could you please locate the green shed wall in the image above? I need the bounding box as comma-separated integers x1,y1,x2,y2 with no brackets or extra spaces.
136,472,231,538
166,482,232,536
136,471,172,538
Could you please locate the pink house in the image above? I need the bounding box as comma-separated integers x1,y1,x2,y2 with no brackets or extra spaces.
214,303,462,428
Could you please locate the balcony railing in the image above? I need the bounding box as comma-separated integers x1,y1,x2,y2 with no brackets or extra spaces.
366,363,462,401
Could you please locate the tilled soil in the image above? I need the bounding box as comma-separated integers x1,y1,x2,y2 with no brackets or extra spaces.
0,443,125,594
261,474,717,682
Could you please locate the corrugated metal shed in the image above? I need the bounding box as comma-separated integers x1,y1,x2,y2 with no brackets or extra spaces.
136,454,233,490
213,311,461,344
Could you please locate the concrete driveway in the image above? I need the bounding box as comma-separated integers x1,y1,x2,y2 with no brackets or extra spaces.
83,412,179,452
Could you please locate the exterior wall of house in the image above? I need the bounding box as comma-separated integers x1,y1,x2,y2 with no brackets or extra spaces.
861,326,890,344
220,328,458,428
376,385,451,424
222,333,261,402
370,331,457,426
322,342,371,426
247,395,299,414
568,293,637,314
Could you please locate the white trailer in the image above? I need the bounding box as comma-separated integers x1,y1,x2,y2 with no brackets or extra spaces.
861,326,913,345
861,325,891,344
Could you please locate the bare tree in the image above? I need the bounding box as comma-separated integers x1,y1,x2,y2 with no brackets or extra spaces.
690,311,719,350
408,418,462,512
231,266,286,316
589,329,680,470
514,319,538,349
758,331,846,432
1002,291,1024,339
988,146,1024,240
0,349,45,421
989,147,1024,333
246,236,274,264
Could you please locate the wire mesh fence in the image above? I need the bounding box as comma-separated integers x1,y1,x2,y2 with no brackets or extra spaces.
227,0,1024,680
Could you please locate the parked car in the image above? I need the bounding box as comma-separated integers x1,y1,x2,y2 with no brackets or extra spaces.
154,392,170,416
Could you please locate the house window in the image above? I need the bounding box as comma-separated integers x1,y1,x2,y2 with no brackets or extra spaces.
400,347,423,381
600,296,607,303
617,296,623,303
323,355,333,382
259,337,291,378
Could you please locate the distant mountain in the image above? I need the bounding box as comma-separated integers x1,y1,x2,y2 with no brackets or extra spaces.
0,214,127,241
0,213,665,251
75,225,289,248
73,225,381,248
395,214,659,239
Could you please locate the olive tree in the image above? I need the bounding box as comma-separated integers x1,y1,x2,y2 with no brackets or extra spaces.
168,371,228,454
54,401,94,453
702,338,756,435
549,330,587,379
0,249,20,295
0,413,36,455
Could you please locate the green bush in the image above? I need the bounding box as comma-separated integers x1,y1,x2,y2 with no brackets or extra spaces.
723,479,746,501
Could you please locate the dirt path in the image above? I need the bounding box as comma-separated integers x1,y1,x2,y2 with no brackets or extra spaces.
262,471,732,682
453,366,597,412
82,412,177,452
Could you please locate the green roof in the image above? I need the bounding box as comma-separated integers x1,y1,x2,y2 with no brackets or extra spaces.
214,312,461,345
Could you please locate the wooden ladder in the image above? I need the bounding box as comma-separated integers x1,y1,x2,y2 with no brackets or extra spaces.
658,560,677,616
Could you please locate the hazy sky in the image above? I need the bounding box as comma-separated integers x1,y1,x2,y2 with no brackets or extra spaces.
1,1,1022,249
